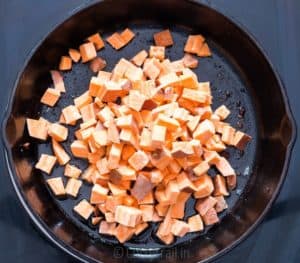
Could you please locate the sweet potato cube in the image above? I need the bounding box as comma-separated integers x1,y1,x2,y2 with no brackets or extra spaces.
105,195,124,213
138,191,154,205
87,33,105,50
193,161,210,177
150,148,172,170
115,205,142,227
128,150,149,171
193,119,215,143
59,56,72,71
74,91,93,110
119,128,133,143
52,139,70,165
96,157,110,175
214,157,236,177
226,174,237,191
65,178,82,197
97,106,114,123
131,50,148,66
64,164,82,179
154,29,173,47
48,123,68,142
151,125,166,149
149,46,165,61
170,192,191,219
115,114,134,129
187,115,200,132
70,140,89,158
46,177,65,196
26,118,48,140
215,105,230,120
176,172,196,192
89,57,107,73
99,221,116,235
171,141,194,158
131,174,153,201
156,232,174,245
140,205,154,222
156,114,180,132
215,196,228,213
188,214,204,232
193,174,214,199
106,32,126,50
124,66,144,82
89,76,104,97
74,199,94,220
105,212,115,223
114,224,135,243
90,184,109,204
50,70,65,93
184,35,205,54
165,181,180,204
157,208,172,236
115,165,137,180
107,143,123,169
182,88,208,104
92,129,108,147
40,88,60,107
120,28,135,44
35,154,56,174
139,128,153,151
213,174,229,196
171,220,190,237
233,131,252,150
143,58,161,80
202,208,219,225
68,48,81,62
121,144,135,162
183,53,198,68
80,42,97,63
135,222,149,235
221,125,236,145
62,105,81,125
195,196,217,216
127,90,147,111
197,43,212,57
108,182,127,196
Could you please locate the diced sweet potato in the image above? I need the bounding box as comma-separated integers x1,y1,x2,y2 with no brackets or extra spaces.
70,140,89,158
40,88,60,107
73,199,94,220
105,195,124,213
62,105,82,125
193,119,215,143
114,224,135,243
107,143,123,169
131,50,148,66
128,150,149,171
214,156,236,177
188,214,204,232
65,178,82,197
157,114,180,132
156,232,174,245
35,154,56,174
221,125,236,145
99,221,116,235
59,56,72,71
105,212,115,223
198,43,212,57
154,29,173,47
80,42,97,63
126,90,147,111
183,53,198,68
233,131,252,150
64,164,82,179
213,174,229,196
92,216,102,225
184,35,205,54
151,125,166,149
143,58,161,80
214,105,230,120
202,208,219,225
115,205,142,227
108,182,127,196
69,48,81,62
96,157,110,175
139,128,153,151
48,123,68,142
106,32,126,50
215,196,228,213
90,184,109,204
226,174,237,191
91,129,108,147
171,220,190,237
176,172,196,192
120,28,135,44
193,174,214,199
52,139,70,165
139,205,154,222
149,46,165,61
87,33,105,50
150,147,172,170
195,196,217,216
193,161,210,177
170,191,191,219
26,118,49,140
131,174,154,201
50,70,65,93
171,141,194,158
90,57,107,73
46,177,65,196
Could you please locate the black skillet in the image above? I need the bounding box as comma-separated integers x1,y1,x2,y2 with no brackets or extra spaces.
2,0,296,262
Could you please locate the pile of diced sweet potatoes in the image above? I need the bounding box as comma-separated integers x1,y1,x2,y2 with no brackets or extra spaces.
27,28,251,245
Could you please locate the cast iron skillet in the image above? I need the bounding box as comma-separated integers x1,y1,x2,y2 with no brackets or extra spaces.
2,0,296,262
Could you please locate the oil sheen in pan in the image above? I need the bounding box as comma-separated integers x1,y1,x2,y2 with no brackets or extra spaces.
36,23,257,249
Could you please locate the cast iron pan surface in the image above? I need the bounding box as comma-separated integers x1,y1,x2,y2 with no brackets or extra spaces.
2,0,295,262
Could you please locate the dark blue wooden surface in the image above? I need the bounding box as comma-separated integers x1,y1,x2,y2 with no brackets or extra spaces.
1,0,300,262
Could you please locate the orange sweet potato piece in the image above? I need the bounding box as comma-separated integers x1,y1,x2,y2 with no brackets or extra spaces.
74,199,94,220
184,35,205,54
183,53,198,68
170,191,191,219
90,184,109,204
193,119,215,143
62,105,82,125
131,50,148,66
79,42,97,63
114,224,135,243
68,48,81,62
128,150,149,171
213,174,229,196
233,131,252,150
193,174,214,199
46,177,65,196
52,139,70,165
99,221,116,235
106,32,126,50
65,178,82,198
115,205,142,227
48,123,68,142
171,220,190,237
64,164,82,179
195,196,217,216
50,70,65,93
215,196,228,213
149,46,165,61
26,118,49,140
40,88,60,107
197,43,212,57
59,56,72,71
226,174,237,191
87,33,105,50
107,143,123,169
153,29,173,47
188,214,204,232
90,57,107,73
202,207,219,226
70,140,89,158
35,154,56,174
120,28,135,44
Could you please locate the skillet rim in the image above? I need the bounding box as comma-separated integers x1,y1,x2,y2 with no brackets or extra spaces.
1,1,297,262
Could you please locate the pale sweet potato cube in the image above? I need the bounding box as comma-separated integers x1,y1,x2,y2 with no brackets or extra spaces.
26,118,48,140
226,174,237,191
74,91,93,109
40,88,60,107
120,28,135,44
108,182,127,196
131,174,153,201
157,208,172,236
70,140,89,158
124,66,144,82
107,119,120,144
193,161,210,177
171,220,190,237
154,29,173,47
171,141,194,158
184,35,205,54
80,103,96,123
149,169,164,184
128,150,149,171
155,203,169,217
62,105,81,125
150,147,172,170
80,118,97,130
188,214,204,232
156,114,180,132
214,105,230,120
119,128,133,143
233,131,252,150
114,224,135,243
139,128,153,151
126,90,147,111
59,56,72,71
121,144,135,162
202,208,219,225
187,115,200,132
193,174,214,199
46,177,65,196
195,196,217,216
165,180,180,204
168,159,181,174
98,81,128,102
131,50,148,66
214,157,236,177
64,164,82,179
151,125,166,149
52,139,70,165
179,74,199,89
107,143,123,169
80,42,97,63
183,53,198,68
92,216,102,225
89,57,107,73
89,76,105,97
215,196,228,213
35,154,56,174
68,48,81,62
140,205,154,222
143,58,161,80
50,70,65,93
135,222,149,235
115,205,142,227
170,192,191,219
105,195,123,213
99,221,116,235
65,178,82,198
193,119,215,143
97,106,114,122
106,32,126,50
90,184,109,204
48,123,68,142
182,88,208,104
105,212,115,223
221,125,236,145
96,157,110,175
198,43,212,57
152,211,163,222
91,129,108,147
81,165,96,183
176,172,196,192
213,174,229,196
74,199,94,220
87,33,105,50
115,165,137,180
149,46,165,61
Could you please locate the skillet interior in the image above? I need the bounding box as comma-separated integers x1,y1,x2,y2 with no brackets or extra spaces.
2,0,295,262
